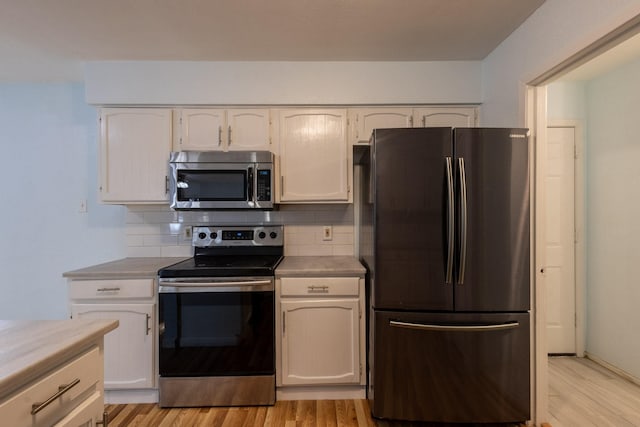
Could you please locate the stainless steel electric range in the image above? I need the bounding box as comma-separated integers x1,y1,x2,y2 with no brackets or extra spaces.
157,225,283,407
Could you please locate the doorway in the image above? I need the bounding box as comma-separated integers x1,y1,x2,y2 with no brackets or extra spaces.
527,17,640,425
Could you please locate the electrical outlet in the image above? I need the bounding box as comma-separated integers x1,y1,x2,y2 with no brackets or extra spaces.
79,199,87,213
322,225,333,241
184,227,192,239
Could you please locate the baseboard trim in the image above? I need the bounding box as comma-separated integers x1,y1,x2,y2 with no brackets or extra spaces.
585,352,640,387
105,389,159,404
277,385,366,401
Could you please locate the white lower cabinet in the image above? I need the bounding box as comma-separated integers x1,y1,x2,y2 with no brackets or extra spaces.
281,298,360,385
277,277,365,389
68,279,156,391
71,304,154,389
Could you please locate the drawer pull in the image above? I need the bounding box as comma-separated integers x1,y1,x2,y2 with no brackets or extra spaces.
31,378,80,415
97,287,120,292
307,285,329,293
97,411,109,427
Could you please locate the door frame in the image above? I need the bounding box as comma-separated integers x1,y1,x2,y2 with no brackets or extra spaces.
526,14,640,424
546,119,586,358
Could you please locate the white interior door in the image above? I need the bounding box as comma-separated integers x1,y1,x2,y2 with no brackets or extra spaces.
545,126,576,354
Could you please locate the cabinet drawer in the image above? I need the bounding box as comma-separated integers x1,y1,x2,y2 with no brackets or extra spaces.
280,277,359,297
69,279,154,300
0,347,100,427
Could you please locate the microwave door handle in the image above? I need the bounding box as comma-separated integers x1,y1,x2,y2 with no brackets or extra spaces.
248,167,255,203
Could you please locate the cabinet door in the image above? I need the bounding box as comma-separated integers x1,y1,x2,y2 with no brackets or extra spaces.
280,299,360,385
99,108,172,203
278,109,349,202
178,108,226,151
349,108,413,143
53,391,104,427
414,106,478,127
71,303,155,389
226,109,271,151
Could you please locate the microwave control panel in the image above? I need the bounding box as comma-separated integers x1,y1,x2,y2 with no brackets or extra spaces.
256,169,272,201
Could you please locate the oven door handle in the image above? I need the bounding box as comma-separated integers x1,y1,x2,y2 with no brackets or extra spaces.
159,279,274,293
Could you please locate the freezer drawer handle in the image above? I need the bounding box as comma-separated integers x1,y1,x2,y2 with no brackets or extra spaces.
389,320,519,332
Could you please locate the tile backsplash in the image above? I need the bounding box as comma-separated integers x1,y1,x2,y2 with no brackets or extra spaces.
125,204,355,257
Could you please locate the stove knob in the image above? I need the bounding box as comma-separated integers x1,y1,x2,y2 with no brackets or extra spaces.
198,232,207,240
258,231,266,239
270,231,278,239
210,232,218,239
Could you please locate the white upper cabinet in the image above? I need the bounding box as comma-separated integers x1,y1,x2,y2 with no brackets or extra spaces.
413,106,478,127
99,108,172,204
177,108,225,151
349,108,414,144
226,109,271,151
276,109,350,203
176,108,271,152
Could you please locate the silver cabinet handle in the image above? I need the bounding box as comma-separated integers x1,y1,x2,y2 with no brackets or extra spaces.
97,411,109,427
228,125,232,145
31,378,80,414
282,311,286,334
307,285,329,293
445,157,454,284
390,320,519,332
218,126,222,146
458,157,468,285
97,287,120,292
145,314,151,335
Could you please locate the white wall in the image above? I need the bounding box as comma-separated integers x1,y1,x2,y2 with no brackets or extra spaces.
84,61,482,105
482,0,640,127
547,80,587,122
0,83,126,319
583,57,640,379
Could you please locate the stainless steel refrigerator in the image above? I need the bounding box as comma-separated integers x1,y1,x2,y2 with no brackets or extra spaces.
358,127,531,423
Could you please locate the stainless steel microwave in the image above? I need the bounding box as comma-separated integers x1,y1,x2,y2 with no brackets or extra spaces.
168,151,274,210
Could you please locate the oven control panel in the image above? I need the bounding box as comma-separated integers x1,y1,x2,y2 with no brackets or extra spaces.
192,225,284,247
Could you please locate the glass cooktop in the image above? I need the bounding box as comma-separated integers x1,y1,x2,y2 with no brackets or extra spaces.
158,254,283,278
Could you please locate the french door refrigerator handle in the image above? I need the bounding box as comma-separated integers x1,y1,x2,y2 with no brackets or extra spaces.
390,320,519,332
445,157,455,284
458,157,468,285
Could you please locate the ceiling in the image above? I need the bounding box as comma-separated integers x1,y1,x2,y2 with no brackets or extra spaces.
0,0,546,81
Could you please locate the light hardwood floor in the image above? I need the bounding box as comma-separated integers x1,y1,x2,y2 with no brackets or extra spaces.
104,357,640,427
105,400,526,426
548,356,640,427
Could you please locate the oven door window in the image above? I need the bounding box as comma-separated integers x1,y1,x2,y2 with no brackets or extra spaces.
177,170,247,201
159,291,274,377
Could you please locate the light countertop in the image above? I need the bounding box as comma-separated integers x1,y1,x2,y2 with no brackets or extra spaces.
275,256,365,277
62,257,188,279
0,319,118,398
